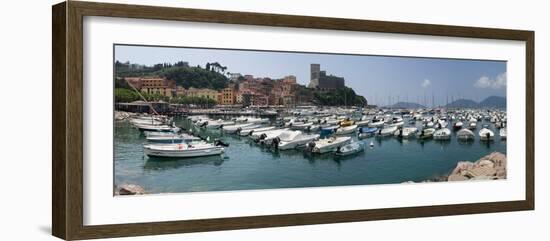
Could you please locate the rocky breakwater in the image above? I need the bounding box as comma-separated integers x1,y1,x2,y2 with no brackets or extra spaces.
116,184,146,195
447,152,506,181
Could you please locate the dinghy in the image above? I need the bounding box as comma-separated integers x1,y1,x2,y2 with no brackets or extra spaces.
457,128,475,141
468,122,477,130
433,128,451,140
335,141,365,156
394,127,418,139
143,142,224,158
479,128,495,141
377,126,398,137
272,131,320,150
222,123,255,133
416,128,435,139
358,127,378,139
238,125,273,136
306,136,352,154
335,124,358,135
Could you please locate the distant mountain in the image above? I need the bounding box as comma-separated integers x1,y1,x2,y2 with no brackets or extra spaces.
445,96,506,109
479,96,506,108
445,99,479,108
390,102,426,109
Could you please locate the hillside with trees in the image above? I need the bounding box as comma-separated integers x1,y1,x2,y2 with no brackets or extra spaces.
313,87,367,107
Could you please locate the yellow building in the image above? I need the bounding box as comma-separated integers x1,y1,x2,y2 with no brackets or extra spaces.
186,87,218,100
220,85,236,105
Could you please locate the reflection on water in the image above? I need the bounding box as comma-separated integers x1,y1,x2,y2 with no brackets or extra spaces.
114,116,506,194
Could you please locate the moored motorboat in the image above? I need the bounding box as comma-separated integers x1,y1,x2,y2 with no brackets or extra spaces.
135,123,180,132
377,126,398,137
222,123,255,133
453,121,463,130
272,131,320,150
457,128,475,141
238,125,273,136
468,122,477,130
433,128,451,140
143,142,224,158
146,133,200,143
416,128,435,139
306,136,352,154
394,127,418,138
335,124,358,135
479,128,495,141
335,141,365,156
358,127,378,139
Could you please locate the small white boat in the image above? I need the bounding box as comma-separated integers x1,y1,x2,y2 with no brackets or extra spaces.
479,128,495,141
205,120,235,129
273,131,320,150
388,117,404,127
416,128,435,139
456,128,475,141
290,122,314,130
257,129,290,144
250,128,287,141
425,121,435,128
394,127,418,138
238,126,273,136
354,119,370,127
143,142,224,158
368,119,385,128
135,123,180,132
335,141,365,156
453,121,463,130
377,126,398,137
222,123,255,133
500,128,507,140
335,124,358,135
433,128,451,140
146,133,200,143
307,136,352,154
245,117,270,124
468,122,477,130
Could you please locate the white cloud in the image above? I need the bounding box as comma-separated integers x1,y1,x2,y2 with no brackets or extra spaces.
474,72,506,89
421,79,431,87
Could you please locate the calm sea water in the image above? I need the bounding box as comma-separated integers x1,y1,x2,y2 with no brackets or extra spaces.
114,116,506,194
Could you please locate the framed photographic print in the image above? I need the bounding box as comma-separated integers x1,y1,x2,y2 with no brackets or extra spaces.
52,1,534,240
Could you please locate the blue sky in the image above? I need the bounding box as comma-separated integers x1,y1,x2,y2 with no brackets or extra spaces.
115,45,506,107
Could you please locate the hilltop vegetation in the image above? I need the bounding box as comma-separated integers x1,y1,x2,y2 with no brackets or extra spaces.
313,87,367,106
115,61,229,90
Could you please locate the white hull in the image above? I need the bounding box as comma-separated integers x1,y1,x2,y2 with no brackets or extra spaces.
311,136,352,153
144,144,224,158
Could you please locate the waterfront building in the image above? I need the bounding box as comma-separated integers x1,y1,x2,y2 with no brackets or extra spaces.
307,64,345,90
186,87,218,100
220,84,236,105
138,76,176,97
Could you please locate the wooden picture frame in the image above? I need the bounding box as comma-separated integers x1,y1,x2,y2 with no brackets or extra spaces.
52,1,534,240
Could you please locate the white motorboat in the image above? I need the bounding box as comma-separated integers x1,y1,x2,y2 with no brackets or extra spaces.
453,121,463,130
273,131,320,150
388,117,404,127
307,136,352,154
425,121,435,128
433,128,451,140
245,117,270,124
143,142,224,158
436,120,447,129
354,119,370,127
500,128,507,140
468,122,477,130
222,123,255,133
377,126,398,137
479,128,495,141
335,124,358,135
253,128,289,143
368,119,385,128
394,127,418,138
456,128,475,141
249,128,284,141
416,128,435,139
146,133,200,143
135,123,180,132
290,122,314,130
205,120,235,129
335,141,365,156
238,125,273,136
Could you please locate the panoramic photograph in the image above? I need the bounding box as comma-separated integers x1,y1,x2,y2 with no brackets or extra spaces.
113,44,507,195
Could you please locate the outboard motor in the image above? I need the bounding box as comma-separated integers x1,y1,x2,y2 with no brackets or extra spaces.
271,137,281,149
236,127,242,134
336,146,342,154
200,121,208,128
305,141,316,151
485,132,490,140
259,133,267,140
398,128,403,138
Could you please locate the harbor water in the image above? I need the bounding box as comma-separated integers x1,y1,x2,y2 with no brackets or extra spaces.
115,116,506,194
